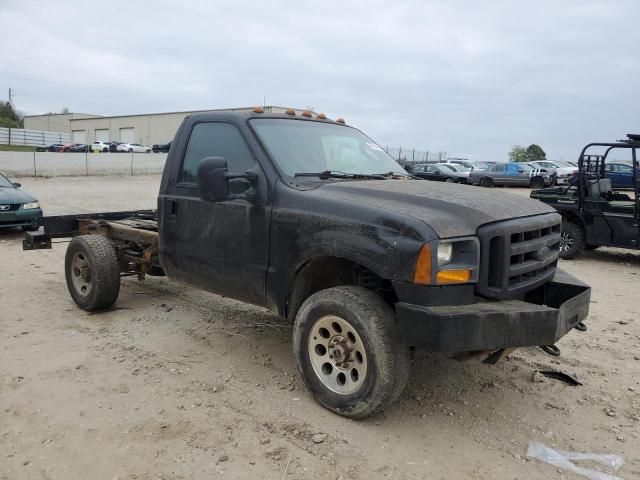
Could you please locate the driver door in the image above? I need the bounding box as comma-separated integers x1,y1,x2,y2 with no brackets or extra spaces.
160,121,271,306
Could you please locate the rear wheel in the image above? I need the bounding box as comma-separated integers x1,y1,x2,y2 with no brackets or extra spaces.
293,286,410,419
445,177,454,183
65,235,121,311
559,221,585,260
480,177,493,188
128,148,133,153
530,176,545,189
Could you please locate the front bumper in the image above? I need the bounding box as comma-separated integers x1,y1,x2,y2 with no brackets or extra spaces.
0,208,42,229
395,268,590,352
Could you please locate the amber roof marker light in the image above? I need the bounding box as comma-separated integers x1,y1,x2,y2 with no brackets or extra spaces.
253,106,265,113
316,113,327,119
285,108,296,115
302,110,313,117
336,117,346,124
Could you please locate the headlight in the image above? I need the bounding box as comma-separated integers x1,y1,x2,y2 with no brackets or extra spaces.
414,238,479,285
22,201,40,209
437,242,453,266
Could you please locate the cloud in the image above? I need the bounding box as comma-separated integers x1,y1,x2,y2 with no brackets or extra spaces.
1,0,638,160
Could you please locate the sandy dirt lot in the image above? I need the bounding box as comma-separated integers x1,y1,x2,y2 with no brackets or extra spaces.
1,175,639,480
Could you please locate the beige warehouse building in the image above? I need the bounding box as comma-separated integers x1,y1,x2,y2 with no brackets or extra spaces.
64,106,298,146
23,112,100,133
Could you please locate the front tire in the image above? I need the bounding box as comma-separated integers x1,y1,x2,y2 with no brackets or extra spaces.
530,176,545,189
65,235,121,311
559,221,585,260
480,177,493,188
293,286,410,419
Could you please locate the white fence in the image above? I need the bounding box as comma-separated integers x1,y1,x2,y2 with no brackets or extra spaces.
0,127,70,147
0,151,167,177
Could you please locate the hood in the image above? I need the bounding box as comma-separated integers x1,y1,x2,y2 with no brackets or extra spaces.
554,167,577,175
0,187,35,205
321,180,556,238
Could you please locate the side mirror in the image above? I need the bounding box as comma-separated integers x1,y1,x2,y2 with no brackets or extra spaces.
12,182,21,188
196,156,258,203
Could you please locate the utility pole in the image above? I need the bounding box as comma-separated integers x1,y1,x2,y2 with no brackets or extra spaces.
8,88,15,106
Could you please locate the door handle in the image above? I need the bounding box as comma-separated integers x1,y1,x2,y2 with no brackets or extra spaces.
167,199,177,221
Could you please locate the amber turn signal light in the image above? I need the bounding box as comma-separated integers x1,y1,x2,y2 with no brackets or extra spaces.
436,269,472,284
413,244,432,285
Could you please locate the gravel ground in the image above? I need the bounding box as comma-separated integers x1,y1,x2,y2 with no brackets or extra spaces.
1,175,638,480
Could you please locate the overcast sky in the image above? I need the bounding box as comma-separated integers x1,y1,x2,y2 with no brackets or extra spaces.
1,1,638,160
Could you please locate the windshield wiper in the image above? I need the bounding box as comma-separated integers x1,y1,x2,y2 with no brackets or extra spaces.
294,170,386,180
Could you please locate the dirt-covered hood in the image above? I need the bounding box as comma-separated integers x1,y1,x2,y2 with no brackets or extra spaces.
322,180,556,238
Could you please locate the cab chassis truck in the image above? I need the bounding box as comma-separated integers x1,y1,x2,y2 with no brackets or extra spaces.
23,109,591,418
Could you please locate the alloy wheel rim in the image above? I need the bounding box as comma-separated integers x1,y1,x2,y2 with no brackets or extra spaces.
560,232,573,252
308,315,368,395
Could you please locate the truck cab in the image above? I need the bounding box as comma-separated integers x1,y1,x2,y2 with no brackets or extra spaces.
24,109,591,418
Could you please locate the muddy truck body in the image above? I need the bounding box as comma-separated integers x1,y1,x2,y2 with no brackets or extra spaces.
24,109,590,418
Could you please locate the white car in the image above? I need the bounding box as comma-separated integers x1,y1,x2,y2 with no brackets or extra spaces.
90,141,110,153
528,160,577,185
117,143,151,153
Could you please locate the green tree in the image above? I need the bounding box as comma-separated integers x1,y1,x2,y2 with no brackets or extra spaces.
61,107,70,114
508,145,528,162
0,102,23,128
526,144,546,161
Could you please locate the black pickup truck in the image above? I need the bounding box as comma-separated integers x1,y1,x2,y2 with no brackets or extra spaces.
24,108,591,418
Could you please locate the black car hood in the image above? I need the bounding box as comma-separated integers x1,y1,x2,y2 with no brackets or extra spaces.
0,187,35,205
322,180,556,238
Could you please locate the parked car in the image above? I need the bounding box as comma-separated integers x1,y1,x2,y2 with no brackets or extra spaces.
67,143,89,153
448,159,490,171
35,144,63,152
469,162,553,188
528,160,577,185
0,172,43,231
108,141,123,153
152,141,172,153
524,162,557,184
117,143,151,153
411,163,468,183
90,141,111,153
603,162,636,189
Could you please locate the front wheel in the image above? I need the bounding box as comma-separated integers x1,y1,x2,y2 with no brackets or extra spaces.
480,177,493,188
65,235,121,311
559,221,585,260
530,176,545,189
293,286,410,419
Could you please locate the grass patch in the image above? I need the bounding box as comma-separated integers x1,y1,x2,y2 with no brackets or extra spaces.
0,145,38,152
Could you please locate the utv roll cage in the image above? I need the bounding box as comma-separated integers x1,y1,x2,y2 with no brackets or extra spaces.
576,133,639,219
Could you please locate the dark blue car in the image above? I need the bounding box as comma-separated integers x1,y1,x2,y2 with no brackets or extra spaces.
604,162,635,189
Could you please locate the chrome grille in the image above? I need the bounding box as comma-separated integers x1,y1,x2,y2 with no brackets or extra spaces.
477,213,561,299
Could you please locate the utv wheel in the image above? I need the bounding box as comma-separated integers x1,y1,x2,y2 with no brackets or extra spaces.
480,177,493,188
65,235,121,311
293,286,410,419
559,221,585,260
530,176,545,189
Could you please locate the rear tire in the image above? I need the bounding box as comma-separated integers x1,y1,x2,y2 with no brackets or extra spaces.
559,221,585,260
530,176,545,189
445,177,454,183
65,235,121,311
480,177,493,188
293,286,410,419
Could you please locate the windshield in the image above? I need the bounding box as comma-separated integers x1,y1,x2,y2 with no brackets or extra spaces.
0,173,14,187
450,164,471,172
438,164,457,172
518,164,534,172
250,119,406,177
